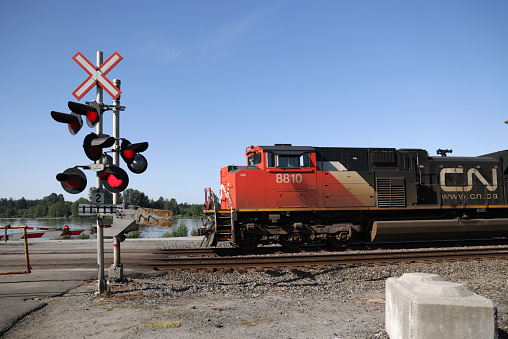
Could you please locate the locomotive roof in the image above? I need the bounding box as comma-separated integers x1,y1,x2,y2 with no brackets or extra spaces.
430,155,499,163
259,145,315,154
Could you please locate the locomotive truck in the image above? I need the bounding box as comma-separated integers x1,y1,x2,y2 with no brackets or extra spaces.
201,144,508,250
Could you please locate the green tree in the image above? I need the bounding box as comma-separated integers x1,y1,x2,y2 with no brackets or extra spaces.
168,198,179,215
43,193,64,205
48,201,72,218
122,189,149,207
71,197,90,217
35,204,48,218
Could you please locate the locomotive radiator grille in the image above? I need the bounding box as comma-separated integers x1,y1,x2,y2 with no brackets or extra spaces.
376,178,406,207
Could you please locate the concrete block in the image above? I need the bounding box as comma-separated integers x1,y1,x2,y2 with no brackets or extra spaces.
385,272,497,339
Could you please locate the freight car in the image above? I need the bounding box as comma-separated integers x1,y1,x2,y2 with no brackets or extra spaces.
201,144,508,250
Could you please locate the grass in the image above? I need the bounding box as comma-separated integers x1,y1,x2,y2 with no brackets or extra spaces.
239,317,263,326
126,230,140,238
144,322,181,328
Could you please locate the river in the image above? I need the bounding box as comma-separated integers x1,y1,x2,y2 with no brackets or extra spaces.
0,218,202,239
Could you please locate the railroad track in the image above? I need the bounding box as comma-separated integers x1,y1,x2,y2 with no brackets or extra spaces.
147,246,508,271
153,238,508,257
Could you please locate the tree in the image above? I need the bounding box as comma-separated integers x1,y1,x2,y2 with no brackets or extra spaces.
71,197,90,217
43,193,64,205
16,197,28,210
48,201,71,218
122,189,149,207
168,198,179,215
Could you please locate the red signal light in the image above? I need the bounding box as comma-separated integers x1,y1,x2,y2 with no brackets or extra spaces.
120,139,149,173
51,111,83,135
68,101,101,128
101,166,129,193
83,133,115,161
87,110,98,124
56,168,87,194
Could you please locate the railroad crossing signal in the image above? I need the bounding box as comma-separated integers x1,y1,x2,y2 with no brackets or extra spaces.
50,110,83,135
72,51,123,100
120,139,149,173
51,51,143,195
56,168,87,194
69,101,101,128
100,166,129,193
83,132,115,161
51,101,102,134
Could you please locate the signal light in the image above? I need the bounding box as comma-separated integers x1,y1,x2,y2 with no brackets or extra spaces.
120,139,149,173
83,133,115,161
50,111,83,135
68,101,101,128
100,166,129,193
56,168,87,194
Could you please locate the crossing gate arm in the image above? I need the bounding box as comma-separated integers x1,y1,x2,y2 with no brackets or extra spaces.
0,225,31,275
135,208,173,227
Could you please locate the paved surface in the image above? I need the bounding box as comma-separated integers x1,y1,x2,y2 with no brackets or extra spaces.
0,237,200,335
0,268,96,335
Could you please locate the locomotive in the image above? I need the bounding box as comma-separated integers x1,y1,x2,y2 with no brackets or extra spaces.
201,144,508,250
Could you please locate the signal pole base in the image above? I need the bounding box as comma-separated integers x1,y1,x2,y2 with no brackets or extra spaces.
108,264,124,282
96,279,108,295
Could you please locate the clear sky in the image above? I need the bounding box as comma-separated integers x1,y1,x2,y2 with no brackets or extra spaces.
1,0,508,204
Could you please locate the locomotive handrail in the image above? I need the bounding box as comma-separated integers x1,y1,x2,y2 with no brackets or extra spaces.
266,168,315,173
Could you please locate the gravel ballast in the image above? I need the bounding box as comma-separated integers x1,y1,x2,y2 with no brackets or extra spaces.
3,240,508,338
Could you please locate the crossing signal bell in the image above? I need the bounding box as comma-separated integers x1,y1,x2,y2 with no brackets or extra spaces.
120,139,149,174
56,168,87,194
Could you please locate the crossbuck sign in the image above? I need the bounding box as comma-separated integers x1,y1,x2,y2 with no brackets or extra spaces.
72,51,123,100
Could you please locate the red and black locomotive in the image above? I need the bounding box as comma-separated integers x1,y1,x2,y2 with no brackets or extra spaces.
202,144,508,250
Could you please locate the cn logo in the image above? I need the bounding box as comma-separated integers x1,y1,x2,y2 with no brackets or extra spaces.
440,168,497,192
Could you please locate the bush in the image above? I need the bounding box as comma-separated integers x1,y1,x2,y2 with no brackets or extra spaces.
162,222,188,238
126,230,140,238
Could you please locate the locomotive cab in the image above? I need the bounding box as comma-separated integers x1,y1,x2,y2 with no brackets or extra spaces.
221,145,317,209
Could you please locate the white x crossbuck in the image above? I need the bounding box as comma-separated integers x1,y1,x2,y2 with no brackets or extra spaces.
72,51,123,100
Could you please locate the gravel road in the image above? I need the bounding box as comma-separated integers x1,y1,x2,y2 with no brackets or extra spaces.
2,241,508,338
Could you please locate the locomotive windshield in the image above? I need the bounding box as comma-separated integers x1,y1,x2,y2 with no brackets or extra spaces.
248,152,262,166
266,152,310,168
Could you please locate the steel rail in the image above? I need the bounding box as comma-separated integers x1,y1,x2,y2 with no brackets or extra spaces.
147,246,508,271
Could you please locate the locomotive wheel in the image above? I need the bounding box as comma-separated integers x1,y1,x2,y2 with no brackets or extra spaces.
326,232,351,247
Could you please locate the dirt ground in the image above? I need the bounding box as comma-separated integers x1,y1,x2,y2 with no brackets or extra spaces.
2,273,387,339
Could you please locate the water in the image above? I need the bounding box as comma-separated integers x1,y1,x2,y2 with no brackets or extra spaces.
0,218,202,239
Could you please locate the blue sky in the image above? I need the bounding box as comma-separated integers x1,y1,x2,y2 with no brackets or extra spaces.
1,1,508,204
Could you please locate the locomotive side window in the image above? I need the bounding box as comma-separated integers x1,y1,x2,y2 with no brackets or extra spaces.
248,152,262,166
302,153,310,167
269,153,311,168
267,153,276,168
279,155,300,168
